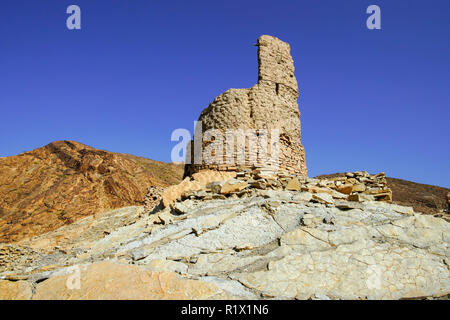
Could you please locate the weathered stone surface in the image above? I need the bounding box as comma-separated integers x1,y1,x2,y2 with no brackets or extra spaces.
302,186,333,194
291,192,313,202
230,210,450,300
189,253,261,275
32,261,242,300
337,184,353,195
286,178,301,191
233,238,450,299
192,170,237,186
0,280,32,300
185,35,307,177
200,277,257,299
312,193,334,204
145,259,188,274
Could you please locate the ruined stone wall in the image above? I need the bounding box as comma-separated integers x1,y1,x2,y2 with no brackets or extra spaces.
185,35,307,177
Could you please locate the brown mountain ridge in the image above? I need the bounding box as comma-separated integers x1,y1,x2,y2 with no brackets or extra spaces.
0,141,184,243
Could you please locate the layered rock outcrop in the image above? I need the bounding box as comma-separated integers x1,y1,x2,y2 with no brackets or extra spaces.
185,35,307,177
1,172,448,300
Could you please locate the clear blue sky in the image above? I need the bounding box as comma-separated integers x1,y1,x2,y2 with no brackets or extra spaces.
1,0,449,187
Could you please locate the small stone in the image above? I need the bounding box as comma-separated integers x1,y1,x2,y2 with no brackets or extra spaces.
330,190,348,200
0,280,32,300
348,194,361,202
40,264,58,272
334,200,364,210
236,172,246,178
156,211,175,224
311,193,334,204
337,184,353,195
250,180,267,190
285,178,301,191
4,274,29,281
220,180,249,195
173,201,195,214
352,184,366,192
301,213,318,227
373,191,392,202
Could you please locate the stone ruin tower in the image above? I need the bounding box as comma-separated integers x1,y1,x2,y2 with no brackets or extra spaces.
184,35,307,177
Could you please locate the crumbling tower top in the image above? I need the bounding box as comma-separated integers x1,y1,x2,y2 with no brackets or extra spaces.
257,35,298,93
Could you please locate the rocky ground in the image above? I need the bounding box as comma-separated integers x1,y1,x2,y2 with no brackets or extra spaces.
0,170,448,300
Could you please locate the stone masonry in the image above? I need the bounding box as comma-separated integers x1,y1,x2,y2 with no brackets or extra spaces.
184,35,307,178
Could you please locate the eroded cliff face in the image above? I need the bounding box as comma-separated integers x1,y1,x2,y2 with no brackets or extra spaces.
185,35,307,177
0,141,183,242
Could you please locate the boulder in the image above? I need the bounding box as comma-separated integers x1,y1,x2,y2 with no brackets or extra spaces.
337,184,353,195
220,180,249,195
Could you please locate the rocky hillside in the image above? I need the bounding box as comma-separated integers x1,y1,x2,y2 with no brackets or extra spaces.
0,141,184,243
316,173,449,215
0,170,448,299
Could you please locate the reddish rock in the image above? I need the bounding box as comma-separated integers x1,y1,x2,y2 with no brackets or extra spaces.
0,141,184,242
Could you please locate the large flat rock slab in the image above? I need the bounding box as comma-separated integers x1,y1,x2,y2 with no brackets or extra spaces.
32,261,246,300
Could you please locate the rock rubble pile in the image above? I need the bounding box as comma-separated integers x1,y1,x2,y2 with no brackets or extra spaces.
145,169,393,214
